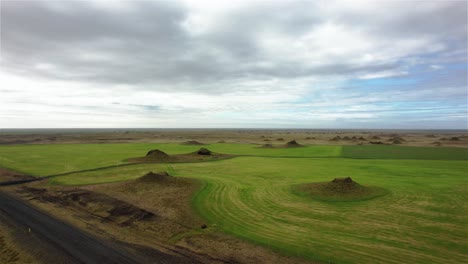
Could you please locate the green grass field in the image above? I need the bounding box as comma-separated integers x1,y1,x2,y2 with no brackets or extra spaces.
1,143,467,263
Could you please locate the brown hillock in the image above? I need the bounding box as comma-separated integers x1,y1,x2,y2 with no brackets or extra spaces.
197,148,212,155
259,144,274,148
276,138,285,141
330,136,341,141
146,149,169,158
293,176,388,202
391,139,402,144
388,136,405,142
136,171,172,183
285,140,304,148
371,136,381,139
325,177,358,193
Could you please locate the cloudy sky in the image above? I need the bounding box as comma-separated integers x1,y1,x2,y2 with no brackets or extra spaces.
1,0,467,129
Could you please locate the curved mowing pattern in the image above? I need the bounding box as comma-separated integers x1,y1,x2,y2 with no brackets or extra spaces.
51,157,468,263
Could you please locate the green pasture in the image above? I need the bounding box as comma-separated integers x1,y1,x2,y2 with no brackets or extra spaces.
1,142,467,263
343,145,468,160
0,143,340,176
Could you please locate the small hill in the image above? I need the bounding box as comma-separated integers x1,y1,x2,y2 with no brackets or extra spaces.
293,177,388,202
146,149,170,158
197,148,212,155
258,144,273,148
284,140,304,148
136,171,173,183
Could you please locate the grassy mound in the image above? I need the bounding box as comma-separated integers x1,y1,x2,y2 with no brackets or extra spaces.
293,177,389,202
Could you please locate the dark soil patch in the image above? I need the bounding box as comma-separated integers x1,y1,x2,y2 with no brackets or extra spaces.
370,141,384,145
181,140,206,145
16,187,154,226
433,141,442,146
391,139,402,144
0,168,35,183
293,177,389,202
276,138,285,141
330,136,341,141
371,136,381,140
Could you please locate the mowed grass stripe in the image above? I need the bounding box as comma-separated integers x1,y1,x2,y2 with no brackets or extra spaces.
342,145,468,160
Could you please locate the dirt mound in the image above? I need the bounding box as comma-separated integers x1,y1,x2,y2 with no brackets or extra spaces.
370,141,384,144
325,177,358,193
17,187,154,226
343,136,352,140
259,144,273,148
358,136,366,141
181,140,205,145
391,139,402,144
276,138,285,141
285,140,304,148
136,171,172,183
433,141,442,146
330,136,341,141
294,177,388,202
146,149,170,158
197,148,212,155
371,136,381,140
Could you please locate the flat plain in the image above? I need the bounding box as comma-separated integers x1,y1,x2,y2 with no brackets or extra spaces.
0,129,467,263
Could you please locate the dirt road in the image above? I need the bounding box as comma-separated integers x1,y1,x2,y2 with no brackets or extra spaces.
0,189,191,264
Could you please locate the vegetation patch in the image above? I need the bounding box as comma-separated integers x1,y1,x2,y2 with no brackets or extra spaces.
293,177,389,202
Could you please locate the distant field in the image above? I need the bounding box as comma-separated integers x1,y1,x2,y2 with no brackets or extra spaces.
343,145,468,160
0,143,341,176
1,142,467,263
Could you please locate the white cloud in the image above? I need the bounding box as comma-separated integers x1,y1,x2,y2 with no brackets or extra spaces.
0,0,466,128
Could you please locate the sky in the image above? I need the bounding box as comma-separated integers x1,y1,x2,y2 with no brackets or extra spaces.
0,0,467,129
